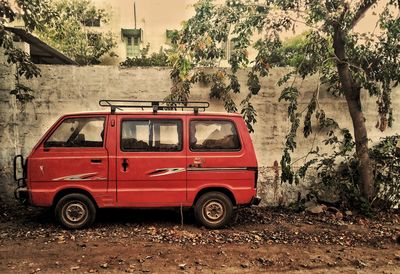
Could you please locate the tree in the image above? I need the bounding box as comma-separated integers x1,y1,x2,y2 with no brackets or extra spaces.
35,0,116,65
170,0,400,203
269,31,311,67
1,0,56,102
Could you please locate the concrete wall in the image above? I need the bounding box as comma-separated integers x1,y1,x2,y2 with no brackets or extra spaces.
1,60,399,205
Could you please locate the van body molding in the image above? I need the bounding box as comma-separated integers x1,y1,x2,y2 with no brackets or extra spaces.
187,167,247,171
148,168,186,177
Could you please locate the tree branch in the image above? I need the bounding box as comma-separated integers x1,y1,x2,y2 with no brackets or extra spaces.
349,0,377,29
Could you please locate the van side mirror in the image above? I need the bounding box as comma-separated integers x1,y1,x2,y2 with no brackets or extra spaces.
13,155,26,181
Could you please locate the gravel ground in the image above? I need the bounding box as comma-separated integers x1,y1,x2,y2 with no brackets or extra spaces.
0,203,399,273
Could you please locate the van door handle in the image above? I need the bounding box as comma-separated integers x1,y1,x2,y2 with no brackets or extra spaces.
91,159,102,163
122,158,129,172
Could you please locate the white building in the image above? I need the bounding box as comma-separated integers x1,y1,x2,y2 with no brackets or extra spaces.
91,0,196,65
91,0,385,66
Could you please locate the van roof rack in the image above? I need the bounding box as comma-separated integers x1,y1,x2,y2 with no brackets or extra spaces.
99,99,209,114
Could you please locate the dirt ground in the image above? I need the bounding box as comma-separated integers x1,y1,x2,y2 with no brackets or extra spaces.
0,203,399,274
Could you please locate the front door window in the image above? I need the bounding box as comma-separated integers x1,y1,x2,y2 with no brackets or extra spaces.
45,117,105,148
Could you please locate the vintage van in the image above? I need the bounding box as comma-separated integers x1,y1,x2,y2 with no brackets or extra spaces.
14,100,260,229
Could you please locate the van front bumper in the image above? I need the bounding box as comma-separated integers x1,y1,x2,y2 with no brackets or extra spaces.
14,186,30,204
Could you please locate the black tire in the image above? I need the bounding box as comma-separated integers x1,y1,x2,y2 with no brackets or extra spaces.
194,191,233,229
55,193,96,229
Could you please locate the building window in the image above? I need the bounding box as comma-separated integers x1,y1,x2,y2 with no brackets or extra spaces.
126,37,140,58
83,18,101,27
122,28,142,58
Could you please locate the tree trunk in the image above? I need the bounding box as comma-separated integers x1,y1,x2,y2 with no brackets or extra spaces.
333,26,375,201
343,87,375,200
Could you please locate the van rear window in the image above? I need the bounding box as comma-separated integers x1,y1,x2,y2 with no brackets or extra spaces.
45,117,105,148
190,120,241,151
121,120,182,152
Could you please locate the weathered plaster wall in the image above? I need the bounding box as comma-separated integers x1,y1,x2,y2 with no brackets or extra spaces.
1,58,399,205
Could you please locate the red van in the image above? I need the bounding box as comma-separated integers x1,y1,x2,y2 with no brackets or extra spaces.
14,100,260,229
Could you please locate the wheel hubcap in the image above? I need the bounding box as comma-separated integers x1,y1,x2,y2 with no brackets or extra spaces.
203,201,225,223
65,202,86,223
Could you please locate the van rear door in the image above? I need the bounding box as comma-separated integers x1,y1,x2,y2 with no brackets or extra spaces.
116,115,187,206
186,116,256,204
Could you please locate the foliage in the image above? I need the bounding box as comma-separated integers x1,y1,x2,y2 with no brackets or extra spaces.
166,29,179,45
270,32,313,67
1,0,56,102
120,43,170,67
35,0,117,65
369,135,400,209
172,0,400,202
302,132,400,212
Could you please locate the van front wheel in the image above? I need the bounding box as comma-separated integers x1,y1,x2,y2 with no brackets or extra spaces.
55,193,96,229
194,192,233,229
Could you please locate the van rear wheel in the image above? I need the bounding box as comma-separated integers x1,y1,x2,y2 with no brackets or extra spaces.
194,192,233,229
55,193,96,229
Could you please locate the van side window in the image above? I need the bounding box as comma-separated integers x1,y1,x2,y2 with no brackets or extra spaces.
121,120,182,152
45,117,105,148
190,120,241,151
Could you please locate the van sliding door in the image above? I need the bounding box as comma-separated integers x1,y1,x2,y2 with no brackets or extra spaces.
116,115,187,206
